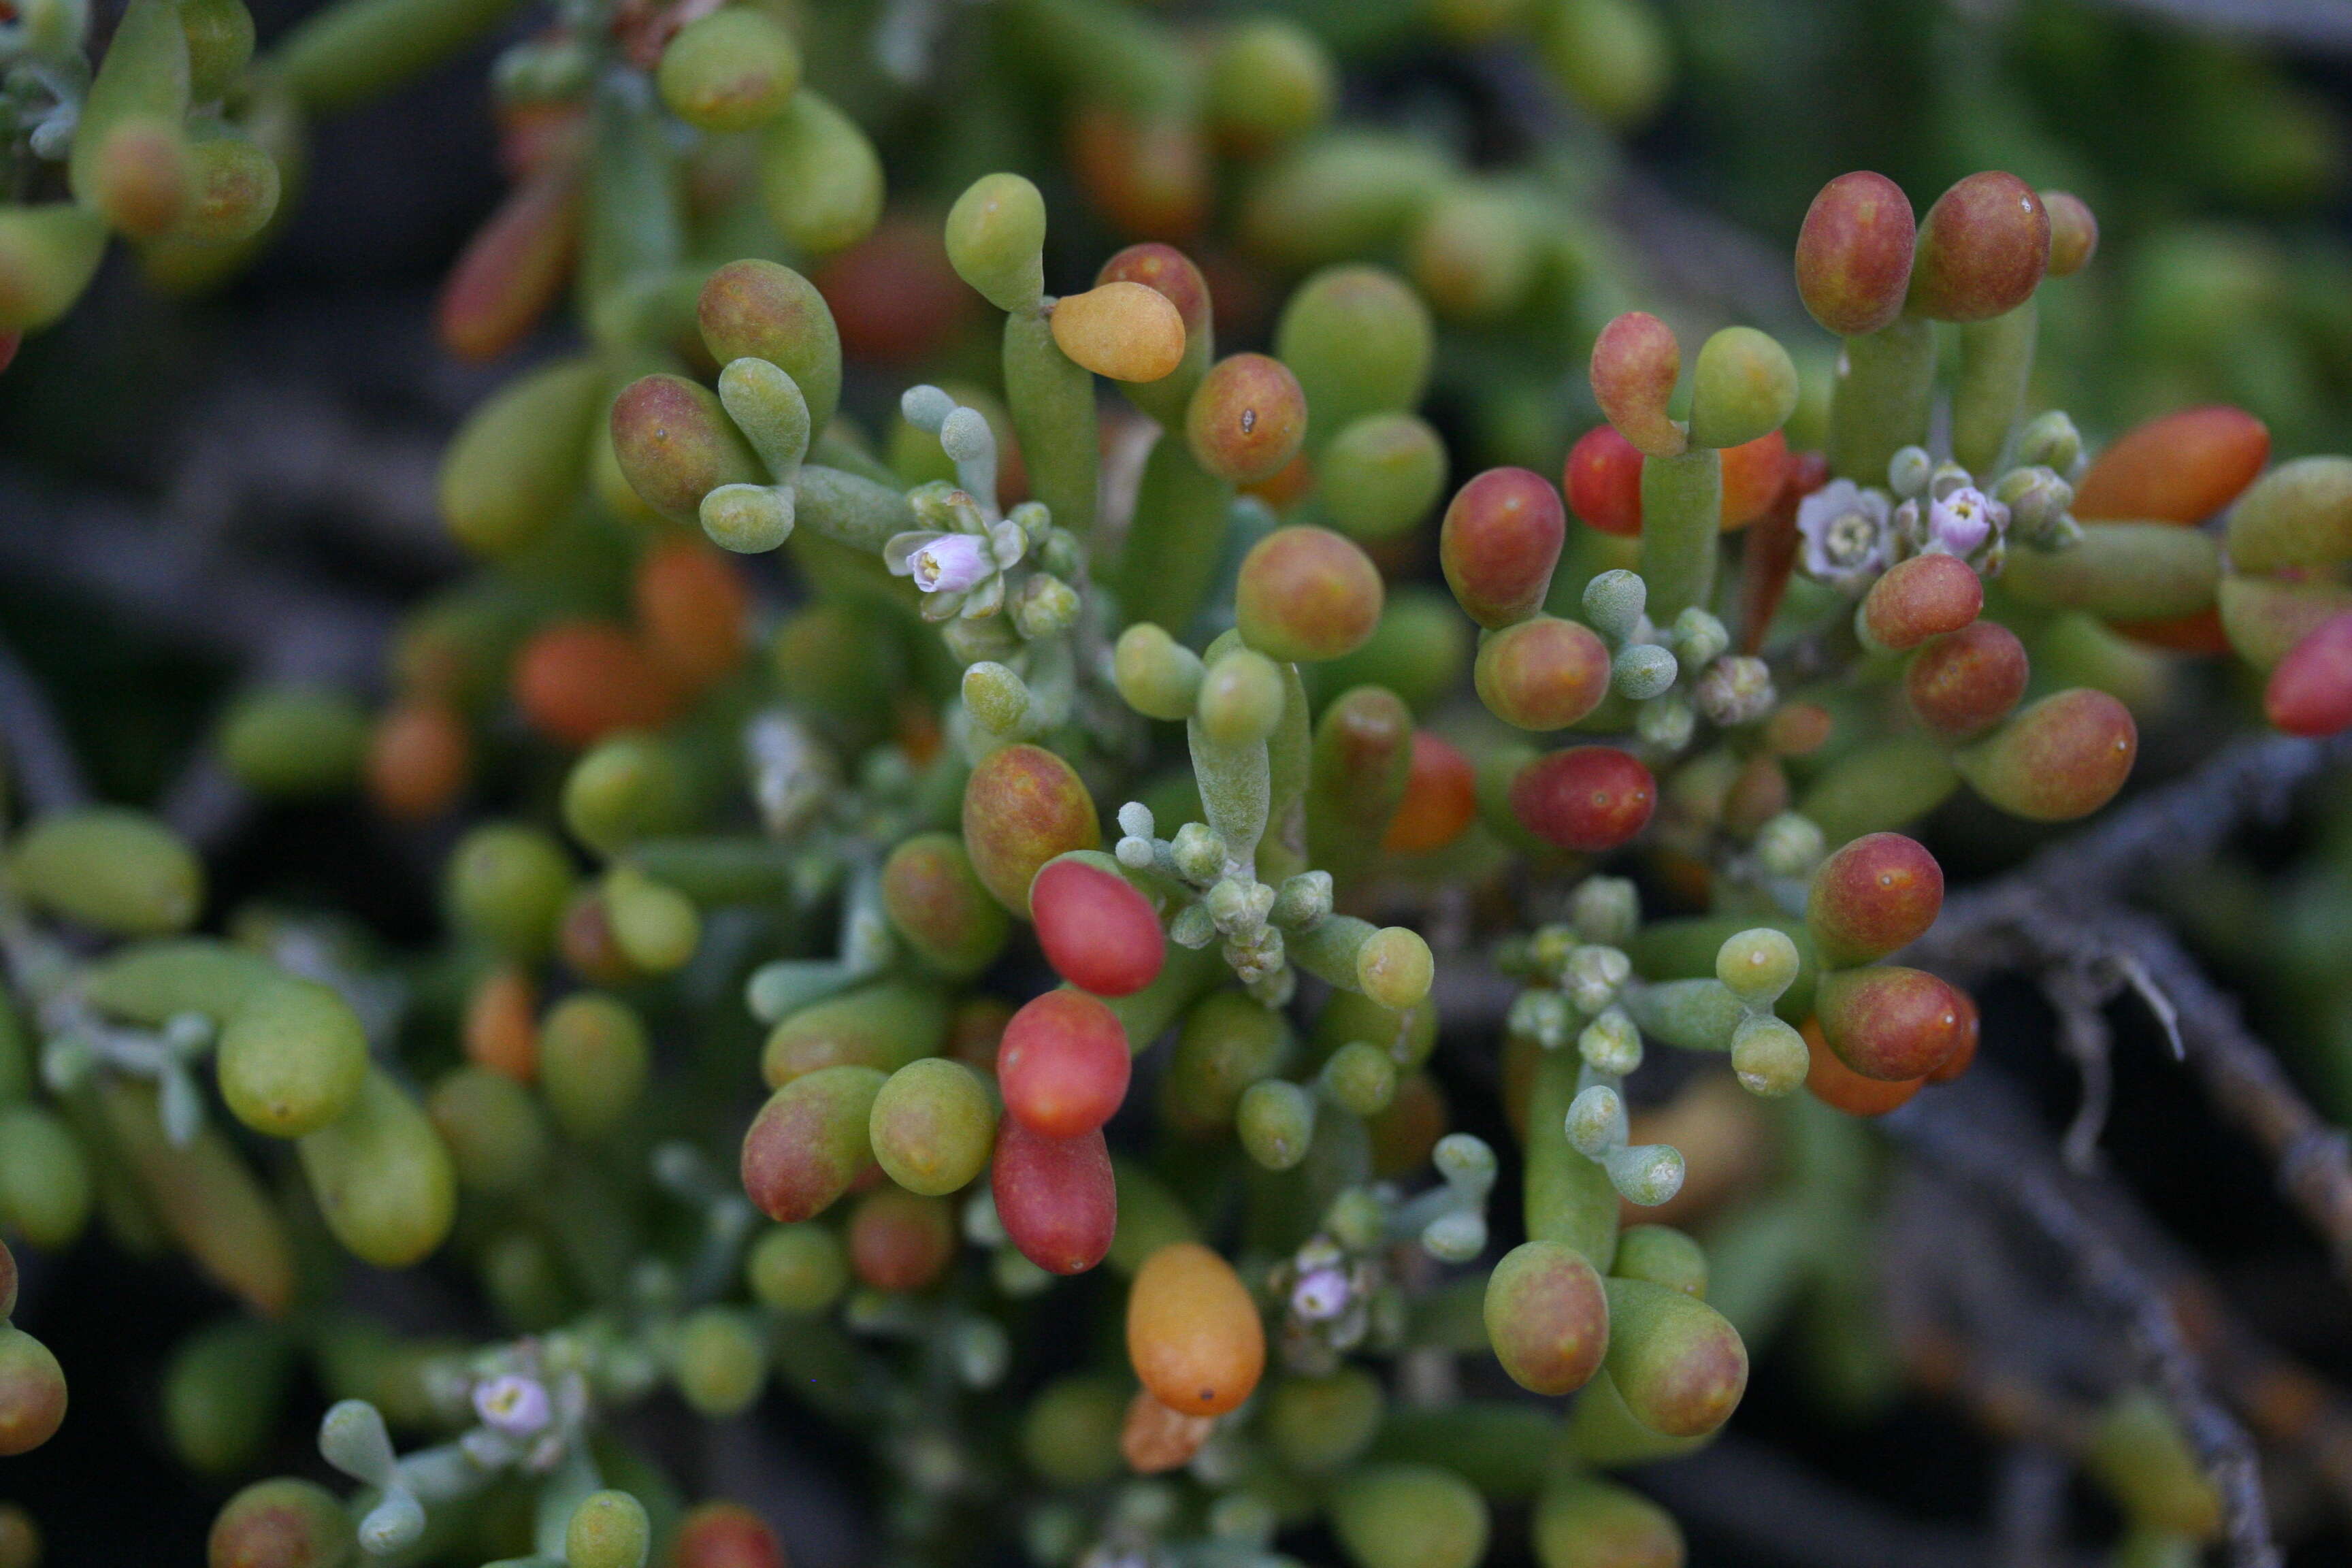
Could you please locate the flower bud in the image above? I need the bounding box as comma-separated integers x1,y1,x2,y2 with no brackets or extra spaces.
1957,687,2137,821
1273,264,1433,438
1906,172,2050,323
1687,326,1797,451
1816,964,1970,1081
1441,467,1567,629
1564,423,1645,538
1236,525,1384,662
1050,281,1186,382
740,1064,886,1222
1794,171,1916,336
1186,353,1306,483
657,7,799,132
945,172,1047,313
1512,747,1656,852
1612,642,1676,701
2040,189,2098,277
1583,569,1648,642
1860,551,1982,651
1754,811,1825,877
1484,1239,1608,1396
1474,615,1611,730
759,90,882,255
962,744,1102,915
1590,310,1684,457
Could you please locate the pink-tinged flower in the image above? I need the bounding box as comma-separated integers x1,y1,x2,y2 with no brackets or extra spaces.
1796,479,1891,589
1925,485,2007,559
472,1374,552,1437
886,530,992,595
1290,1267,1351,1322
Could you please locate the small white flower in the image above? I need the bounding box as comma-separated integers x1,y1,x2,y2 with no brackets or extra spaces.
1925,485,2008,560
892,531,992,594
1291,1267,1352,1322
1797,479,1892,589
472,1374,551,1437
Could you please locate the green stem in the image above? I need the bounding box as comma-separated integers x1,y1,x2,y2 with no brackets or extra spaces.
1637,448,1723,623
1117,435,1230,635
792,464,917,555
1951,299,2036,477
1002,306,1098,542
1524,1047,1618,1270
1827,316,1936,484
1186,719,1268,870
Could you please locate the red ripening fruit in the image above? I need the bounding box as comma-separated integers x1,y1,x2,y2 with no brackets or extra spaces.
849,1188,956,1292
1098,242,1213,342
1807,832,1944,967
1032,858,1166,997
2266,612,2352,738
813,215,973,362
512,621,677,747
1816,966,1971,1082
1803,1017,1922,1116
1565,425,1785,536
1906,172,2049,323
635,540,750,693
992,1115,1116,1274
1473,615,1612,731
1925,988,1980,1084
1564,424,1644,537
1589,310,1684,457
1188,353,1306,484
1069,104,1209,240
2073,406,2270,525
1861,553,1983,651
1961,688,2138,822
1235,525,1384,661
1441,467,1567,627
1906,620,2030,739
367,698,470,821
436,163,581,363
1718,429,1790,531
1509,747,1656,853
2041,190,2099,278
1383,732,1480,854
998,989,1133,1138
1794,171,1917,337
670,1502,786,1568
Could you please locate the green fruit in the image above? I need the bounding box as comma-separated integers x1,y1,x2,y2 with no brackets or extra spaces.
298,1068,457,1269
10,806,202,936
538,993,650,1141
217,977,370,1138
1328,1464,1489,1568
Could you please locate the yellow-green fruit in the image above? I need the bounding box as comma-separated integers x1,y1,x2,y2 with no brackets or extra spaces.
538,992,650,1140
216,976,370,1138
759,91,882,256
1020,1373,1127,1487
298,1067,457,1269
437,357,605,558
218,688,368,797
1262,1369,1384,1474
674,1307,768,1418
657,7,800,133
1329,1464,1490,1568
747,1223,848,1313
0,1103,93,1249
9,806,202,936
